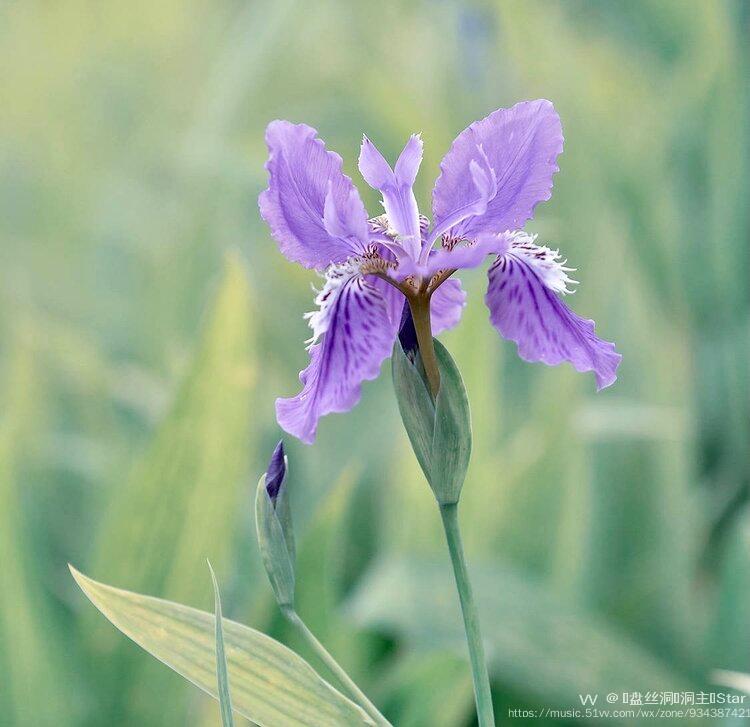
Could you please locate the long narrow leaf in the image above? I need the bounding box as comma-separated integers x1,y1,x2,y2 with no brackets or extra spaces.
208,561,234,727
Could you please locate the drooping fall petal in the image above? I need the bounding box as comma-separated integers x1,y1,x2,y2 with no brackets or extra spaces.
276,268,397,444
485,252,621,390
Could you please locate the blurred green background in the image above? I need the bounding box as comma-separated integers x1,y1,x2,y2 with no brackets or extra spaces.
1,0,748,725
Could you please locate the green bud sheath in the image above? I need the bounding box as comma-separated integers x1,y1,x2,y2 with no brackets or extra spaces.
255,474,296,608
391,338,472,504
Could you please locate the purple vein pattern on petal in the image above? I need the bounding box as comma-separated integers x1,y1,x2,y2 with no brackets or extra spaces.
276,275,396,444
430,278,467,335
259,121,370,269
486,254,621,390
432,100,564,240
369,274,404,337
365,245,403,335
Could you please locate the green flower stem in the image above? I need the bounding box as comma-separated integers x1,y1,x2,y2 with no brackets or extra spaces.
439,502,495,726
282,607,391,726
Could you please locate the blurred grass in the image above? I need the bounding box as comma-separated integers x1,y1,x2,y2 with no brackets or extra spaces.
0,1,748,725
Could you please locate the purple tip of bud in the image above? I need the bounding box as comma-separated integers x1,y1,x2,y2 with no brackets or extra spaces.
398,302,419,359
265,440,286,502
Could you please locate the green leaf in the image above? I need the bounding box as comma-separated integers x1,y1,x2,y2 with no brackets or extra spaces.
208,561,235,727
347,557,697,718
71,567,374,727
391,339,471,504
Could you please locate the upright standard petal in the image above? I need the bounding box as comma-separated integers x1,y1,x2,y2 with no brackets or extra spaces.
276,266,397,444
259,121,370,269
432,100,564,241
485,249,621,390
359,134,423,262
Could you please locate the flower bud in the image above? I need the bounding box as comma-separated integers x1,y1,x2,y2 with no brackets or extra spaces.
264,440,287,501
255,441,295,608
391,327,472,505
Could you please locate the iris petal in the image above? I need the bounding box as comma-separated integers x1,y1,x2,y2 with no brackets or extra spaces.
358,135,423,262
276,269,397,444
430,278,467,334
486,252,621,390
260,121,369,269
432,100,563,241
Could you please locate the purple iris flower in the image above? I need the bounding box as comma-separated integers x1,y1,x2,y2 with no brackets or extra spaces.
260,100,621,444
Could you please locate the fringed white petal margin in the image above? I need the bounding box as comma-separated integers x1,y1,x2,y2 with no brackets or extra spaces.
304,259,364,347
507,231,579,295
